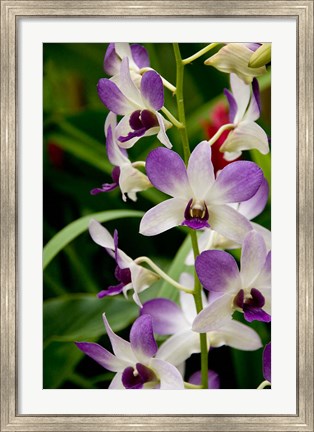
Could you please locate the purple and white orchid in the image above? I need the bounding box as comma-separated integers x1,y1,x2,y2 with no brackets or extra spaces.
104,43,150,84
220,73,269,160
205,43,267,84
140,141,263,244
76,314,184,389
89,219,159,307
185,177,270,265
90,113,151,201
141,273,262,367
192,230,271,333
97,57,172,148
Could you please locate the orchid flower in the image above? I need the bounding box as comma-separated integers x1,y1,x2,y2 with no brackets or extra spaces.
90,113,151,201
141,273,262,367
89,219,159,307
104,43,150,85
140,141,263,244
97,57,172,148
205,43,267,84
185,177,271,265
76,314,184,389
219,73,269,161
193,230,271,333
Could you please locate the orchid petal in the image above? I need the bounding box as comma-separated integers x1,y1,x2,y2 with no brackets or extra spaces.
141,298,188,335
238,177,269,220
108,372,124,389
210,320,262,350
244,78,261,122
252,250,271,290
97,79,134,115
192,294,233,332
208,204,252,244
156,112,173,149
106,126,130,166
103,43,120,76
196,249,241,293
187,141,215,199
205,43,266,84
75,342,127,372
150,358,184,389
145,148,190,198
156,330,200,366
119,164,151,202
179,285,208,324
224,88,237,123
220,120,269,155
241,231,267,288
230,73,251,123
209,161,263,204
119,57,143,106
189,370,220,389
139,198,187,236
251,223,271,250
263,343,271,382
130,44,150,69
88,219,114,251
141,70,164,110
129,264,159,306
115,114,141,149
102,313,136,363
130,315,158,361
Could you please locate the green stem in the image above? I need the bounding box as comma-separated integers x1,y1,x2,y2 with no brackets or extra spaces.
184,381,202,389
190,231,208,389
173,42,208,389
257,380,271,389
208,123,235,146
139,67,176,93
161,107,184,129
173,43,191,163
134,256,194,294
182,43,220,65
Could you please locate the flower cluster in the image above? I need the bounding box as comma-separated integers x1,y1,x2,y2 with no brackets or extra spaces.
76,42,271,390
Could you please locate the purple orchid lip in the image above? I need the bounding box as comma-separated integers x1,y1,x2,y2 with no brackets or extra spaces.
182,198,210,230
90,166,120,195
122,363,157,389
119,109,159,143
234,288,271,323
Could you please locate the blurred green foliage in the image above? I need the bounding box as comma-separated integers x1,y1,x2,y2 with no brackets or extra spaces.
43,43,271,389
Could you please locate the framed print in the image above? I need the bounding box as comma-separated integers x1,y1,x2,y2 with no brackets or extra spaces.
1,1,313,431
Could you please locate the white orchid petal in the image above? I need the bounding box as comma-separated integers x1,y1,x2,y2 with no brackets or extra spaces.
210,320,262,351
108,372,124,389
156,330,200,366
220,121,269,156
140,198,187,236
240,231,268,288
150,358,184,389
156,112,173,148
88,219,115,251
230,73,251,123
102,313,136,363
192,294,234,333
187,141,215,199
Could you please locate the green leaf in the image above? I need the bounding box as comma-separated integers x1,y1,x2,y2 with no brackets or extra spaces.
43,294,138,388
44,294,138,344
157,234,192,301
43,210,143,270
46,132,111,173
43,341,84,388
